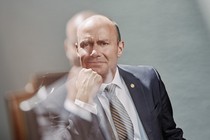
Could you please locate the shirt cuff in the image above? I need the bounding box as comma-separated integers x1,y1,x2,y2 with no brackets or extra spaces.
64,99,93,122
75,99,97,114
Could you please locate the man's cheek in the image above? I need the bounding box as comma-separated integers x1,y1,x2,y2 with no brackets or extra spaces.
78,48,88,57
78,48,89,67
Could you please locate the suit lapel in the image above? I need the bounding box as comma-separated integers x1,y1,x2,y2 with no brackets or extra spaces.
118,67,153,139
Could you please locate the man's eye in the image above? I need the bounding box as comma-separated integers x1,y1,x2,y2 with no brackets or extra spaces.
99,42,109,46
80,42,89,48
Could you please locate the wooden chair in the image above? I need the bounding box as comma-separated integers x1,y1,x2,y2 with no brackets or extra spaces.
5,72,67,140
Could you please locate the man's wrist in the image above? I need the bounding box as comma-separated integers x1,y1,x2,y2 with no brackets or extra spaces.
64,99,93,121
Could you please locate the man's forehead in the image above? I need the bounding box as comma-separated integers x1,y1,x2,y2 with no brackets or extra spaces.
78,33,111,41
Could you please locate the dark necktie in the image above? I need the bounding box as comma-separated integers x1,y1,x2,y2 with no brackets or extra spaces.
105,84,134,140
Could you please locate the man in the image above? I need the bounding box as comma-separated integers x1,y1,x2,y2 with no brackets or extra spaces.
64,15,185,140
25,14,185,140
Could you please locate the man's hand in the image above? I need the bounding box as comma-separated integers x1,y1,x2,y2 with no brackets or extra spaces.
66,67,102,103
75,68,102,103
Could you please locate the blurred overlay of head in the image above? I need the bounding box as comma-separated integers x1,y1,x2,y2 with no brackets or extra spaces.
65,11,96,67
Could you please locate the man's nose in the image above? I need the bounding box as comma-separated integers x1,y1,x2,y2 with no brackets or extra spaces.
90,44,100,57
90,49,98,57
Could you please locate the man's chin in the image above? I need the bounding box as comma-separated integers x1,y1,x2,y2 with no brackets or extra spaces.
90,67,101,73
88,67,103,75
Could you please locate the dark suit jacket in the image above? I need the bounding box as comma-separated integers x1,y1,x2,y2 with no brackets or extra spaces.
26,65,185,140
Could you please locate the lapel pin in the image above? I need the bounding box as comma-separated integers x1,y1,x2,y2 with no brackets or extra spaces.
130,83,135,88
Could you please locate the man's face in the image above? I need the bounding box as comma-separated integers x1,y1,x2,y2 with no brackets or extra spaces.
77,20,123,82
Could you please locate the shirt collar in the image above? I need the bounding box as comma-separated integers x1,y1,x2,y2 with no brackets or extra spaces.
99,68,123,93
112,68,123,89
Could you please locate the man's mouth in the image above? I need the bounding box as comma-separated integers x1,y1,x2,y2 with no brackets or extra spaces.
88,61,104,63
86,61,105,67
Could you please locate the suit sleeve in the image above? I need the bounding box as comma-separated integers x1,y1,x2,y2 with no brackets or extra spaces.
153,68,185,140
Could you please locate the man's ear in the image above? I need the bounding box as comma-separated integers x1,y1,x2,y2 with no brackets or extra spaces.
75,42,78,52
75,42,81,58
117,41,124,57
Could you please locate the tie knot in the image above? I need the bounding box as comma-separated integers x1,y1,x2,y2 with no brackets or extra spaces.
104,84,116,100
104,84,116,93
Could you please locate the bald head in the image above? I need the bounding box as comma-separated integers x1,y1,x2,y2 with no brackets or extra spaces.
77,15,121,44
